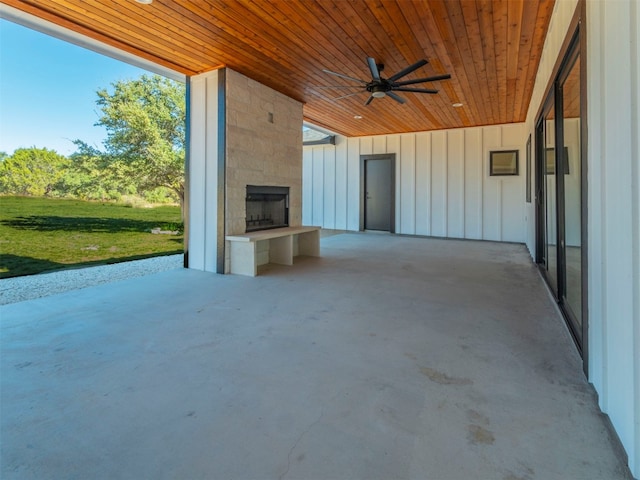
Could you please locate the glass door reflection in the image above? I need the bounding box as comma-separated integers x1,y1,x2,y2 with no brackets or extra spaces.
561,54,582,329
544,105,558,296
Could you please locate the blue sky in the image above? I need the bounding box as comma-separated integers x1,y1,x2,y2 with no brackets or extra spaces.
0,19,151,156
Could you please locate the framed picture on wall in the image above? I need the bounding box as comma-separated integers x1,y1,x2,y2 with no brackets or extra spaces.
489,150,519,176
545,146,570,174
526,135,532,202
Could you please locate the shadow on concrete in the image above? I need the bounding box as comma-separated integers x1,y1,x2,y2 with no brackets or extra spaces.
1,216,169,233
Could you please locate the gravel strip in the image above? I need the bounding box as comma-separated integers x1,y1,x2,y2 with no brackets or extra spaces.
0,254,184,305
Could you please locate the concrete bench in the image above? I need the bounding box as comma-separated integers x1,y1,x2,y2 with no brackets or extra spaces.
226,226,321,276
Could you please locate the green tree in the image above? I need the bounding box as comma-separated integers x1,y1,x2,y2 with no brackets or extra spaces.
83,74,186,213
0,147,69,196
63,141,135,201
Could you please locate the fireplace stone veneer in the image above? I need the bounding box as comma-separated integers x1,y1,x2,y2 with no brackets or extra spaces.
222,69,303,272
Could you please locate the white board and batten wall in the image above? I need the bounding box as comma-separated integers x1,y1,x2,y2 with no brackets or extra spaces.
303,123,527,243
519,0,640,475
585,0,640,475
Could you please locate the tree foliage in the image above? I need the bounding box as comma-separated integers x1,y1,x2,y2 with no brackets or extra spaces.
93,74,186,209
0,147,69,196
0,75,185,208
63,141,136,201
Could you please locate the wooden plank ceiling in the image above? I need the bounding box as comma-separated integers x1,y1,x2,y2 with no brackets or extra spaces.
2,0,555,137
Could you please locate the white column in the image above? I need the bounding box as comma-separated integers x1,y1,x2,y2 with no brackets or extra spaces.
186,69,225,273
587,0,640,475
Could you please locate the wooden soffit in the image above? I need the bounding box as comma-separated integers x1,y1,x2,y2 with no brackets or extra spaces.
1,0,555,137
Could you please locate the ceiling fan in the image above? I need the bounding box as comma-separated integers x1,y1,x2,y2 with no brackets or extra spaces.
322,57,451,105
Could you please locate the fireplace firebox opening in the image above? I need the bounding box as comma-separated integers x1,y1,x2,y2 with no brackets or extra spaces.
245,185,289,232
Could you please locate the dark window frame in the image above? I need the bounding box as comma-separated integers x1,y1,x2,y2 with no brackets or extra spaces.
489,150,519,176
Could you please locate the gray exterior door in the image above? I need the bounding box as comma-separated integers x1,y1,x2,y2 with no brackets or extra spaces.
364,158,392,231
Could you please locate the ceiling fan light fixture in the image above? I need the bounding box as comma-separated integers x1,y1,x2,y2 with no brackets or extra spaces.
370,83,387,98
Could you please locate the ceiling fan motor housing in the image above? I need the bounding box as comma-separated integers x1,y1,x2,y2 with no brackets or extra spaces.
368,83,390,97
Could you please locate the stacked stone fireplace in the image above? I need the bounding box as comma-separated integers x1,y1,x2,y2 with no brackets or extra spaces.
222,69,303,271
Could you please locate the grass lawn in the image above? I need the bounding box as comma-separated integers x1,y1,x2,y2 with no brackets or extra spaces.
0,196,183,279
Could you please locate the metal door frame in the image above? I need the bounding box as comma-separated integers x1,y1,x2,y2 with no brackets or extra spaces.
359,154,395,233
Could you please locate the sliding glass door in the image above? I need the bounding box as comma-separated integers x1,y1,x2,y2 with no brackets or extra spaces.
535,30,585,354
543,101,558,295
559,49,582,331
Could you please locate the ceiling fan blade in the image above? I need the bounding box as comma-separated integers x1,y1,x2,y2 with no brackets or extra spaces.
388,59,428,82
322,69,367,84
365,95,375,106
387,91,406,104
394,87,438,94
333,90,367,100
367,57,381,81
394,73,452,86
315,85,367,89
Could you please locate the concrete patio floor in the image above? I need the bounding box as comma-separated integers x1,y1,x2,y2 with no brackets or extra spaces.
1,233,632,480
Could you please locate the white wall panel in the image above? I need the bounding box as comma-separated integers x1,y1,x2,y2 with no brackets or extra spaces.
323,148,336,229
447,130,465,238
335,138,348,230
188,70,220,272
500,124,526,242
400,134,416,235
430,131,448,237
302,149,313,225
464,129,483,239
303,122,527,244
347,138,361,231
501,180,524,242
586,1,639,474
373,135,387,154
312,149,324,226
387,135,401,232
415,132,432,236
187,76,207,271
482,127,502,240
501,123,525,146
517,0,640,475
360,137,373,155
